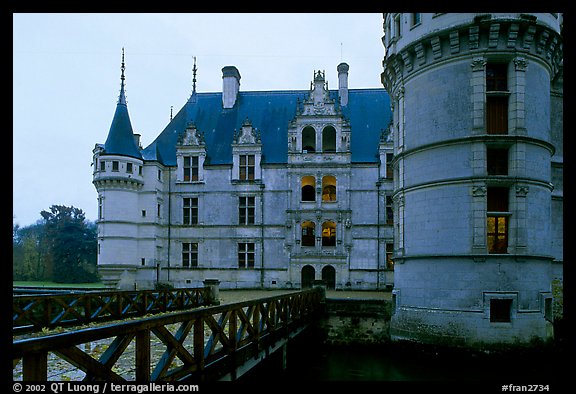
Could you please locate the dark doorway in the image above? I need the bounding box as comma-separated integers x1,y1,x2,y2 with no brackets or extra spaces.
301,265,315,289
321,265,336,290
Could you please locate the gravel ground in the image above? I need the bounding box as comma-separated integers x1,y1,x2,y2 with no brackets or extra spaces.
218,289,392,305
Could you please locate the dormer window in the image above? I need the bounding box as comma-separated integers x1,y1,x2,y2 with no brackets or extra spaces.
184,156,199,181
239,155,255,181
176,122,206,183
232,118,262,182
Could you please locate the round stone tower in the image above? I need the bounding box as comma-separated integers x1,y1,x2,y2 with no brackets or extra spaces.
381,13,563,347
92,50,145,288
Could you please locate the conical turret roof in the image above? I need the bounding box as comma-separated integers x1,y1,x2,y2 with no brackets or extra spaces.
103,49,142,159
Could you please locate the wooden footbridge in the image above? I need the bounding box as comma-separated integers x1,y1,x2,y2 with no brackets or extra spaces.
13,286,325,381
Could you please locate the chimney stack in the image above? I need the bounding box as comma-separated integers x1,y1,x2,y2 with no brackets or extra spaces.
222,66,241,108
337,62,349,106
133,133,141,148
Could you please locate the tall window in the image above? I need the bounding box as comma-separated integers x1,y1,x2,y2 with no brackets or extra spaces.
386,153,394,179
112,161,119,172
322,221,336,247
394,14,401,38
100,160,106,172
487,187,509,254
487,147,509,175
184,156,199,181
183,197,198,226
386,195,394,225
386,243,394,270
182,243,198,268
239,154,255,180
301,176,316,202
238,243,255,268
301,221,316,247
98,196,103,220
322,126,336,152
411,13,421,26
322,176,337,202
302,126,316,153
486,63,509,134
239,196,255,225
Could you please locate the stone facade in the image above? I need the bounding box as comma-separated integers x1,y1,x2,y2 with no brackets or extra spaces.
381,13,563,346
93,63,394,291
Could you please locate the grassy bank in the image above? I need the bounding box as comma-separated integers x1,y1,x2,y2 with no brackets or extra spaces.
13,281,107,289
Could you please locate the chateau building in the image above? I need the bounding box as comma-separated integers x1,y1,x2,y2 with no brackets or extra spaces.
381,13,563,346
93,55,394,291
93,13,562,347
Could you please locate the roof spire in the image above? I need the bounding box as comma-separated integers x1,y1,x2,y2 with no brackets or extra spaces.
118,47,127,105
170,105,173,121
192,56,197,95
188,56,198,103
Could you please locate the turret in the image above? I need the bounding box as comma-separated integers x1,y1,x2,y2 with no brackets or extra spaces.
382,13,563,347
92,48,145,288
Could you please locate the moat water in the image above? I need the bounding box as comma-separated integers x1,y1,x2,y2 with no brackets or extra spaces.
240,328,566,383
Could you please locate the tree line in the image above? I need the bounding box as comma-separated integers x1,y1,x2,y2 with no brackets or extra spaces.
13,205,99,283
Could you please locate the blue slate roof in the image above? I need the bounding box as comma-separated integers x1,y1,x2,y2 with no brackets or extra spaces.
141,88,390,166
103,101,143,159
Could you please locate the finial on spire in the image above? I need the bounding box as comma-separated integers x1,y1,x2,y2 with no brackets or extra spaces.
118,47,127,105
170,105,173,121
192,56,197,95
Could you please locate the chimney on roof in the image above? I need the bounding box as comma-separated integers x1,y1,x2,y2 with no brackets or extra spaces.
222,66,241,109
337,62,349,106
133,133,141,148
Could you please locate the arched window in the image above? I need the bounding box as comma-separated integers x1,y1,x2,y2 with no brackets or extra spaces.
322,175,337,202
322,126,336,152
301,221,316,247
302,126,316,153
322,221,336,246
301,176,316,202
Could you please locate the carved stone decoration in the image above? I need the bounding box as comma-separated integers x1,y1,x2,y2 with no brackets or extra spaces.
507,23,520,48
469,25,480,50
449,30,460,54
513,57,528,71
488,23,500,48
401,51,413,72
472,185,487,197
471,57,487,72
177,122,205,146
431,36,442,59
234,118,261,144
536,30,550,54
523,25,536,50
415,42,426,66
515,185,529,197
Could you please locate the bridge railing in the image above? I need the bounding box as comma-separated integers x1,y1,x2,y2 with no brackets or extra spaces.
13,288,324,381
13,287,211,334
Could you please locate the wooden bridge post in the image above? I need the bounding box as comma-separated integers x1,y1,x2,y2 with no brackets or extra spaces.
203,279,220,305
135,330,151,381
22,351,47,381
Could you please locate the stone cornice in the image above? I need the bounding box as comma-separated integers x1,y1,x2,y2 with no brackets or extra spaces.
382,18,563,97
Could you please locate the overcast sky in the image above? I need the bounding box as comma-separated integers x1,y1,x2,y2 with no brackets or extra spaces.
13,13,386,227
